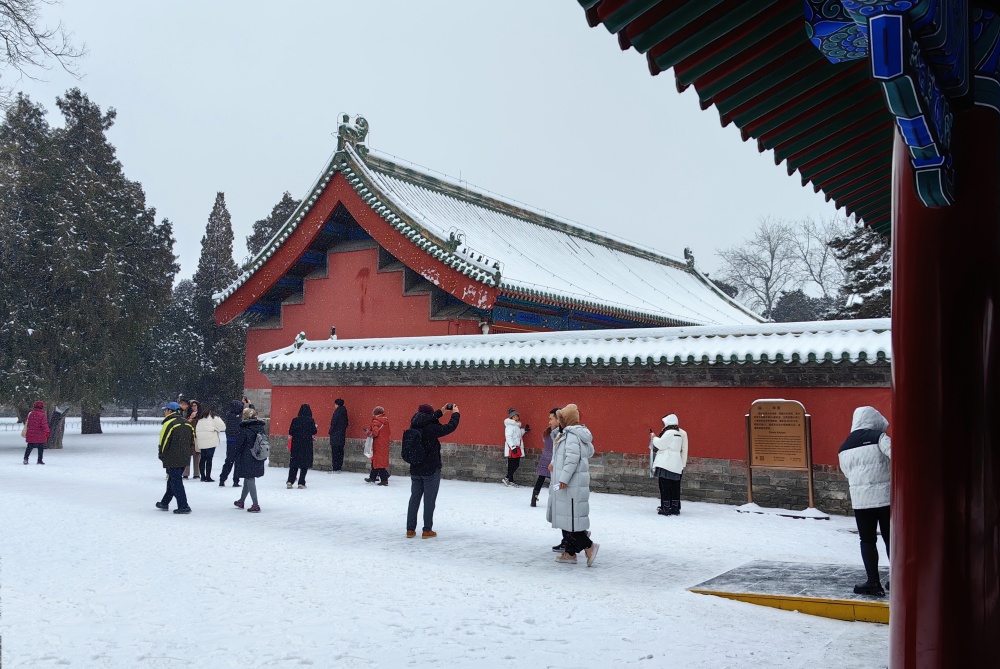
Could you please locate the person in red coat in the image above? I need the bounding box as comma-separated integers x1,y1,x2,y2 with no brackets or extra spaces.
364,406,392,485
23,401,51,465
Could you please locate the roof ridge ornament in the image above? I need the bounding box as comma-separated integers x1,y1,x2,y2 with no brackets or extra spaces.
337,114,370,158
684,247,695,269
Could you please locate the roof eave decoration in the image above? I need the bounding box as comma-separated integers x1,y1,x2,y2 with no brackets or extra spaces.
257,318,892,373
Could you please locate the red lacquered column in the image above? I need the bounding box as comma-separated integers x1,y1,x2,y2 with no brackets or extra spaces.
890,107,1000,668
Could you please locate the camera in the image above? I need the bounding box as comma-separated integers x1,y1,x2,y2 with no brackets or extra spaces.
445,403,454,410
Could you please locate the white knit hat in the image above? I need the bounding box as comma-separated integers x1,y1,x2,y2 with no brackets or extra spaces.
662,414,678,428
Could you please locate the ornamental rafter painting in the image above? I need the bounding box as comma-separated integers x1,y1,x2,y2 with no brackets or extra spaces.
804,0,1000,208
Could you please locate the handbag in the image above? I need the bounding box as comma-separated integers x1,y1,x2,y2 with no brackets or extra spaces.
363,434,374,459
21,420,28,438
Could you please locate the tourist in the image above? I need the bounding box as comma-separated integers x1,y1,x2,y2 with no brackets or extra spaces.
195,404,226,482
838,406,892,596
364,406,391,485
328,398,348,472
502,408,528,487
22,401,50,465
530,408,559,507
548,404,599,566
184,399,202,479
406,403,460,538
178,395,192,419
219,399,244,488
155,401,195,514
287,403,317,489
235,407,267,513
649,413,689,516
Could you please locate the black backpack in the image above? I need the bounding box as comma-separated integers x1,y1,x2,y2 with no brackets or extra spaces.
400,428,426,465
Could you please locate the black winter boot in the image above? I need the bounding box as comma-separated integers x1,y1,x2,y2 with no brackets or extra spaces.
531,495,538,507
853,541,885,596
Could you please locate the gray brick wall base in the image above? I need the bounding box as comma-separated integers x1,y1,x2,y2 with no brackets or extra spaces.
268,436,853,516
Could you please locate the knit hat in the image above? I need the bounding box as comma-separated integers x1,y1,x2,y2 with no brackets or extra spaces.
557,404,580,427
662,414,678,428
507,408,519,419
418,404,435,415
242,407,257,420
33,400,45,410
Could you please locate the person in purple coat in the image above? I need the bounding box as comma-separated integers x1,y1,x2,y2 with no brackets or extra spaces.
530,408,560,507
23,401,50,465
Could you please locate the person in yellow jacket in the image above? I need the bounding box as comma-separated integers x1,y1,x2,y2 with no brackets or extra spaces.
156,402,195,514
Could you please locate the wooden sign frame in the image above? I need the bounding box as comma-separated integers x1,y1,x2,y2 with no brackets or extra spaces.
745,399,816,509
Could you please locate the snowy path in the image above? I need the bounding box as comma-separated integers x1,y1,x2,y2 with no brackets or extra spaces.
1,426,887,668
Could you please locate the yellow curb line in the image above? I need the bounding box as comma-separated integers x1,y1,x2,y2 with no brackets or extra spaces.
689,588,889,624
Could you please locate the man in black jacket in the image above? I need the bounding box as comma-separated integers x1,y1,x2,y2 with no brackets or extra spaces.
328,398,348,472
156,402,195,514
406,403,460,538
219,399,244,487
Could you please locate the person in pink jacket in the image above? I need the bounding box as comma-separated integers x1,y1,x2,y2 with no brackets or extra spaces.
23,401,51,465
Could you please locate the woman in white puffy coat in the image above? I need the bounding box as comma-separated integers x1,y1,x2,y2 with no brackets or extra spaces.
838,406,891,596
502,409,527,487
547,404,599,566
649,414,689,516
194,406,227,483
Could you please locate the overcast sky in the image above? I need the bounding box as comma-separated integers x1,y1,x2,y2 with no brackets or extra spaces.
12,0,841,281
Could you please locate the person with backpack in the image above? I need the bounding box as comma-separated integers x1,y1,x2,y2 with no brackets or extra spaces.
649,413,689,516
219,400,244,488
364,406,392,485
328,398,348,472
234,407,268,513
839,406,892,597
22,401,50,465
404,403,460,538
156,402,195,514
195,404,226,482
502,408,529,487
548,404,599,566
287,404,318,489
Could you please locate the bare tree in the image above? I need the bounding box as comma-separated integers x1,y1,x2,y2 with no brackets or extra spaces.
0,1,84,106
717,217,799,319
790,216,850,299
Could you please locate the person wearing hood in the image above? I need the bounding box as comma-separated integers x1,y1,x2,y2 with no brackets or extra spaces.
502,408,528,487
219,400,244,488
406,403,461,538
547,404,600,566
287,403,318,489
838,406,892,597
23,401,51,465
649,414,689,516
234,408,267,512
530,408,560,507
328,398,349,472
364,406,392,485
156,402,195,514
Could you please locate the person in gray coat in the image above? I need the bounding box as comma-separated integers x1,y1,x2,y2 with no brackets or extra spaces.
838,406,892,596
547,404,599,566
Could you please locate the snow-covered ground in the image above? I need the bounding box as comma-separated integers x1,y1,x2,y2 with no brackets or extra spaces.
1,425,887,668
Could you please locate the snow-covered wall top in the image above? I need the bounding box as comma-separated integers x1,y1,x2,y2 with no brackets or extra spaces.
215,117,760,327
258,319,891,372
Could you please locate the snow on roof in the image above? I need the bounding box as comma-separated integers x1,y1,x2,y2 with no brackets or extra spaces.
216,117,760,326
258,319,891,372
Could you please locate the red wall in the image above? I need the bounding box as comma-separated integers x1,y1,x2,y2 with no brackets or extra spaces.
244,247,482,388
269,383,891,467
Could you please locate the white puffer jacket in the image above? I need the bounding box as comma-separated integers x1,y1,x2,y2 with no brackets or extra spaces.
650,428,689,475
504,418,525,457
546,425,594,532
194,415,227,452
838,407,892,509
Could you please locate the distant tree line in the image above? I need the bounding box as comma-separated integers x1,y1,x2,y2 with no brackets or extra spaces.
0,89,295,443
715,216,891,322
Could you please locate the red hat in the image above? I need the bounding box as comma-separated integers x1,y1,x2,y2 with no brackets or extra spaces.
33,401,45,410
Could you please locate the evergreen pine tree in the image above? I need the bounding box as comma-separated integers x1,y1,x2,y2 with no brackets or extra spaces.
0,89,177,443
829,223,892,318
191,192,245,406
245,191,300,260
